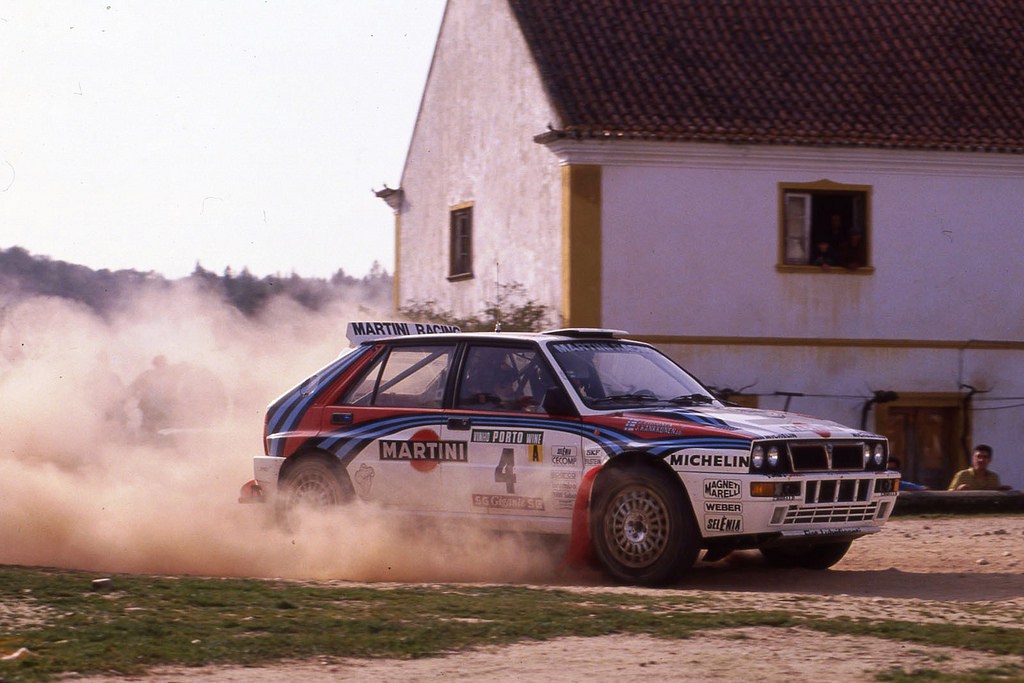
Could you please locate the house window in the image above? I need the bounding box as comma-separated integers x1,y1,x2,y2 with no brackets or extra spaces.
449,204,473,280
779,181,871,270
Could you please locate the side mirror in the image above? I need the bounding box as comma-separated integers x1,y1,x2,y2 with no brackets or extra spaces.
542,387,578,417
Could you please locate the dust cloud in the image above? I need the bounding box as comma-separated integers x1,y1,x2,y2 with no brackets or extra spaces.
0,283,562,583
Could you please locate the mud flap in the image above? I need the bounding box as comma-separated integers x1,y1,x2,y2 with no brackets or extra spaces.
563,466,602,568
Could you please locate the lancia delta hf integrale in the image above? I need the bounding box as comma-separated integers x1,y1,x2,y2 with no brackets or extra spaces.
241,323,899,585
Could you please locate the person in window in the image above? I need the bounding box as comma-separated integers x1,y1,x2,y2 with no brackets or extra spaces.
842,230,866,269
812,213,846,267
472,365,529,411
948,444,1012,491
811,238,835,267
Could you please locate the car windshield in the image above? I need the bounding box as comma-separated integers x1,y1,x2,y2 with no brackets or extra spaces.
548,340,716,409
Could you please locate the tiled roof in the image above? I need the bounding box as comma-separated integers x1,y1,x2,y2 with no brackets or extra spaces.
509,0,1024,153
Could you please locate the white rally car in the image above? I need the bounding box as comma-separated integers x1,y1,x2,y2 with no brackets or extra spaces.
241,324,899,585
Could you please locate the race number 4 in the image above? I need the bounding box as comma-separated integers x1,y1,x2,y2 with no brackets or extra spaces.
494,448,516,493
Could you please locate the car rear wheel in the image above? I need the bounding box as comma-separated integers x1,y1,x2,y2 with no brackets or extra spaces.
590,465,699,586
279,456,353,510
760,540,852,570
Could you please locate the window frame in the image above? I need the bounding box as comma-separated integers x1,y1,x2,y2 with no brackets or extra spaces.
448,202,474,281
338,343,456,409
777,180,874,273
453,342,561,414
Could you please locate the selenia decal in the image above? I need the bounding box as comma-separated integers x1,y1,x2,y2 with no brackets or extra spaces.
705,515,743,533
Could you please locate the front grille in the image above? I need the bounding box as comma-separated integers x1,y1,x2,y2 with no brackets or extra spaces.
790,444,828,470
805,478,872,503
783,502,880,525
831,445,865,469
779,477,879,525
787,442,869,472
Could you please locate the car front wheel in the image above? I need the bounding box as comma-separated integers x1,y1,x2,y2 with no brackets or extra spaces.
590,465,699,586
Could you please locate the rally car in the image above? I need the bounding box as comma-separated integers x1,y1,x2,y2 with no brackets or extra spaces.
241,323,899,585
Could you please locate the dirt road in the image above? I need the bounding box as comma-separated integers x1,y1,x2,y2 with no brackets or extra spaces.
67,515,1023,682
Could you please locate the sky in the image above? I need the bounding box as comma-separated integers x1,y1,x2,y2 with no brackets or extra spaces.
0,1,446,279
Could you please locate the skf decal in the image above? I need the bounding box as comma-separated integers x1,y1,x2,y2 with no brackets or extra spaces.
671,453,751,469
471,429,543,445
354,464,375,496
704,502,742,513
703,479,741,499
472,494,545,511
584,448,604,467
379,440,467,462
705,515,743,533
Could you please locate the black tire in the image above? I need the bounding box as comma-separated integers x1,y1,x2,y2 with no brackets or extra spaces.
760,540,852,570
279,456,353,511
590,465,699,586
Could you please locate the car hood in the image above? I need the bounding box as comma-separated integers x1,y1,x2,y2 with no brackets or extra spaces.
616,405,882,441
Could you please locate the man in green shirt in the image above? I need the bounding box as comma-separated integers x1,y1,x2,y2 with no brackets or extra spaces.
948,444,1011,491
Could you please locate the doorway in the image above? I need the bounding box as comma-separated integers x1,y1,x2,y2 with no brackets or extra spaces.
876,395,965,490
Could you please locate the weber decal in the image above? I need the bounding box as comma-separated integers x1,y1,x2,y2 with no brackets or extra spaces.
379,440,468,462
471,429,543,445
703,479,741,499
705,515,743,533
704,502,742,513
472,494,545,511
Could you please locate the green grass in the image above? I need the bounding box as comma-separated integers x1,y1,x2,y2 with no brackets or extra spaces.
1,565,1021,682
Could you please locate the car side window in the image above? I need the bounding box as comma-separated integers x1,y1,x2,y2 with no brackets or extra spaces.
456,345,558,413
340,344,454,408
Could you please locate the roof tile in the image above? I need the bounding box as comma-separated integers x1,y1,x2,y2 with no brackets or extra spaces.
509,0,1024,152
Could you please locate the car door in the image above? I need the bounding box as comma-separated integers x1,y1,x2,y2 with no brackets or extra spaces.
439,342,584,532
322,342,455,512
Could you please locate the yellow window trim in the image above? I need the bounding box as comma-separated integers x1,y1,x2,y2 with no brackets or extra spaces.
777,178,873,270
561,165,602,328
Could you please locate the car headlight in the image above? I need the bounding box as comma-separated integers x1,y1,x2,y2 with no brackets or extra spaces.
873,444,885,466
863,444,872,466
767,446,780,468
752,445,765,469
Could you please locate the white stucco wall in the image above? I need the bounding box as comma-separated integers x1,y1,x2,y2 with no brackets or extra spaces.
551,141,1024,486
575,142,1024,342
396,0,563,322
